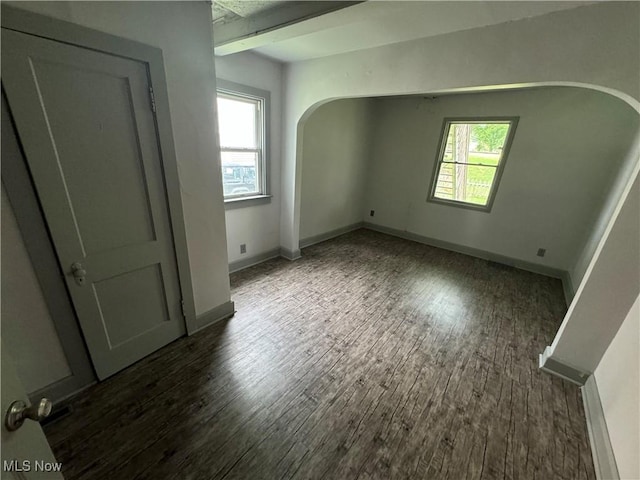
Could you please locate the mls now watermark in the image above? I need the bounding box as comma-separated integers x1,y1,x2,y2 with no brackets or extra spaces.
3,460,63,473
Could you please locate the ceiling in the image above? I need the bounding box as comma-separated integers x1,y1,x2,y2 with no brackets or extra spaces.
212,1,289,26
215,1,594,63
212,1,362,48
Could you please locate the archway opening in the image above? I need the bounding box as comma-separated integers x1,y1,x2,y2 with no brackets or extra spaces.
297,85,639,299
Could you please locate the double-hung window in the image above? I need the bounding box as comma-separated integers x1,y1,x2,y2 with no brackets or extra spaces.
428,117,518,211
216,80,269,203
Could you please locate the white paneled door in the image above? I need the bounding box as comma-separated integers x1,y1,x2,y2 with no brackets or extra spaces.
2,29,186,379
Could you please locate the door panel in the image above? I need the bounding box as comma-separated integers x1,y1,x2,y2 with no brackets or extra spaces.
2,29,186,379
30,58,158,255
94,264,171,348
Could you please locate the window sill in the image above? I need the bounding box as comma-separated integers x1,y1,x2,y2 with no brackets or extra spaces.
224,194,272,210
427,197,493,213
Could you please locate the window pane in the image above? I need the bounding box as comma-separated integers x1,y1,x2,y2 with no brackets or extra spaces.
221,151,259,197
434,162,455,199
217,96,257,149
443,122,509,165
470,123,509,157
433,121,512,208
434,164,497,206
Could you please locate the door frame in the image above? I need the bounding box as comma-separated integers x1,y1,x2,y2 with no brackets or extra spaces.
2,92,97,402
1,7,198,337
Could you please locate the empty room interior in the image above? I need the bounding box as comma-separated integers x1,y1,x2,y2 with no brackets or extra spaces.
1,1,638,479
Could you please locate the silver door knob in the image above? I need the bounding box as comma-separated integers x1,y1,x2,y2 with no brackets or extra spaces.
71,262,87,286
5,398,52,431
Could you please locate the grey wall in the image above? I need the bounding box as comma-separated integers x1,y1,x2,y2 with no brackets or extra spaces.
281,3,640,255
571,132,640,287
300,98,374,241
364,87,638,277
549,171,639,369
594,293,640,480
8,1,231,316
1,185,72,394
282,8,640,445
282,6,640,471
1,1,230,396
215,51,284,264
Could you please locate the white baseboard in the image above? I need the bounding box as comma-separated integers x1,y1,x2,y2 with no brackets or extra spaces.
538,346,590,386
30,377,96,406
280,246,301,261
299,222,364,248
193,301,235,334
582,376,620,480
228,248,281,273
362,222,568,280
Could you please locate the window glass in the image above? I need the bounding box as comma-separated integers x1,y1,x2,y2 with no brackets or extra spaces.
220,151,259,197
431,120,515,209
216,88,266,200
217,96,257,149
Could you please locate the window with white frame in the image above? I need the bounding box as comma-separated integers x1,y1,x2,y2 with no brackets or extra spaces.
216,81,269,201
428,117,518,211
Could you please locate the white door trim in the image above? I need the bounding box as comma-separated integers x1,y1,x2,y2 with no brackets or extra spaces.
1,4,198,334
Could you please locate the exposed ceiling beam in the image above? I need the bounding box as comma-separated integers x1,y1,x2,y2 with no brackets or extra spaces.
244,1,594,63
214,1,363,54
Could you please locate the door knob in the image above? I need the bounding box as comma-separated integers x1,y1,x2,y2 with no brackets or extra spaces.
5,398,53,431
70,262,87,286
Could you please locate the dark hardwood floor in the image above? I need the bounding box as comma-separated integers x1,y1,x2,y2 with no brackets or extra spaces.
44,229,595,480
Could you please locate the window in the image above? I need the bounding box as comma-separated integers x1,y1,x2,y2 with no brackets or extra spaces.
428,117,518,211
216,80,270,203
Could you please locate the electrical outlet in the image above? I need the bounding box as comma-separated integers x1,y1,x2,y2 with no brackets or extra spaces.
370,210,375,217
536,248,546,257
240,244,246,254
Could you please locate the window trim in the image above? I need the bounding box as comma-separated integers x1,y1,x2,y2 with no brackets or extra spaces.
427,116,519,213
216,79,271,207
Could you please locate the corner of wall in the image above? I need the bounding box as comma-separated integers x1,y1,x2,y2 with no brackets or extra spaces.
569,132,640,290
538,346,590,386
581,375,621,480
193,300,235,333
561,271,575,307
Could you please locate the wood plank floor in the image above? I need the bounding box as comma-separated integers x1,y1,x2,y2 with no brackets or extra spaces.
44,229,596,480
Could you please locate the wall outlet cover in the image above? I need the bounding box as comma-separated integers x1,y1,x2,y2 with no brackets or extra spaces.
240,244,247,254
537,248,546,257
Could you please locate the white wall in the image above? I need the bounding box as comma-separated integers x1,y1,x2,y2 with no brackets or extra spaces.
215,51,283,264
571,132,640,287
300,98,373,241
281,2,640,256
8,1,231,316
1,186,71,394
365,88,638,273
549,172,639,371
594,294,640,480
281,1,639,379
